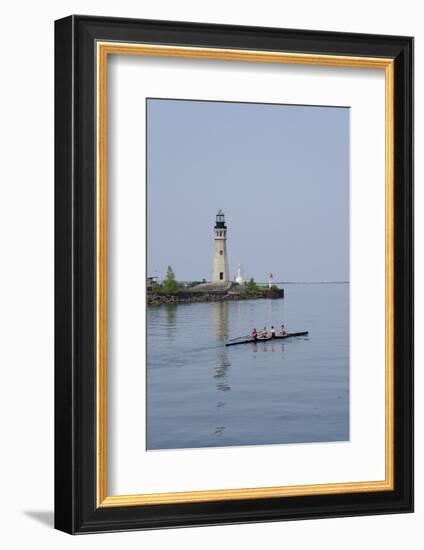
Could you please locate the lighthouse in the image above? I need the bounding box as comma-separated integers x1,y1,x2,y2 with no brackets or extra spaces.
212,209,229,283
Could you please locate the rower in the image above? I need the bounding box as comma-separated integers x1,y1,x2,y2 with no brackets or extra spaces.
280,324,287,336
250,328,258,341
260,326,268,338
271,326,276,338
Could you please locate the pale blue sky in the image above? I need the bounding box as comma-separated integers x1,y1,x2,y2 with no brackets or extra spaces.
147,99,349,282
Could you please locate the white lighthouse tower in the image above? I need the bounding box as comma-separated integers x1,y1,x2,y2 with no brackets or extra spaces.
212,209,229,284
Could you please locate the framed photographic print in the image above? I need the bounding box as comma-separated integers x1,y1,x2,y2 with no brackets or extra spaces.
54,15,413,533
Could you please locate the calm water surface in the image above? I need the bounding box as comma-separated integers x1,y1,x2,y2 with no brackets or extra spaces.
147,283,349,450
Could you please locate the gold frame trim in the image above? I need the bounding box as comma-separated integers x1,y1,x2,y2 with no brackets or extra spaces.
96,42,395,508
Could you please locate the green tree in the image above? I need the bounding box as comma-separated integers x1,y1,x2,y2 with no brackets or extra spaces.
163,265,178,295
151,281,163,294
245,277,259,294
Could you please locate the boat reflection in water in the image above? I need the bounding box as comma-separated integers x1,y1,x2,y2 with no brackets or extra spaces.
250,341,286,354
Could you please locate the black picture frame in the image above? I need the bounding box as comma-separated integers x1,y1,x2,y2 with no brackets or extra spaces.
55,15,413,534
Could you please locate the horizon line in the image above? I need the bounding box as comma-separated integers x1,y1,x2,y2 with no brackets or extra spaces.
167,279,350,285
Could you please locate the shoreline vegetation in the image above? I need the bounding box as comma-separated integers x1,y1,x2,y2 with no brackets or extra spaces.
148,266,284,306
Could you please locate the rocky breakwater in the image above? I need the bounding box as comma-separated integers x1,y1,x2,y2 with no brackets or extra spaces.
147,282,284,306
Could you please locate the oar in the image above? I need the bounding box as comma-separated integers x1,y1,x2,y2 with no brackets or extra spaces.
228,335,249,342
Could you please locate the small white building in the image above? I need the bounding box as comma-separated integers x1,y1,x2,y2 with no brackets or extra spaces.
235,264,244,285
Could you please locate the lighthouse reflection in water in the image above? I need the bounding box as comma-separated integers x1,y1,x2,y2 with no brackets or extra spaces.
147,283,349,450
